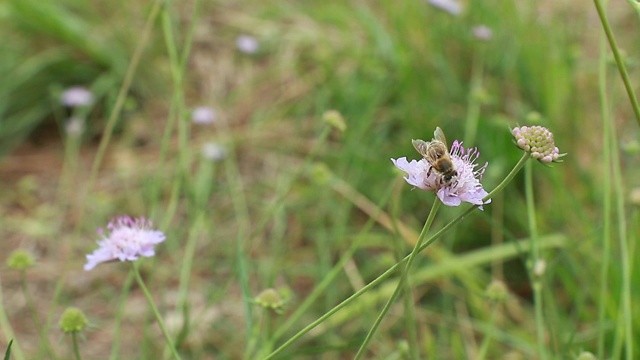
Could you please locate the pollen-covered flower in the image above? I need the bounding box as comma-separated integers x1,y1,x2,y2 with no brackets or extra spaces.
512,126,563,163
84,216,166,271
391,140,490,209
427,0,462,15
60,86,94,108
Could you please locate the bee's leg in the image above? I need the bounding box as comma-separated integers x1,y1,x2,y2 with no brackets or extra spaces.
427,166,433,178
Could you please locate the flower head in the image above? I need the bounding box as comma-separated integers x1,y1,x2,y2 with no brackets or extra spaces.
192,106,217,125
59,307,88,333
236,35,259,54
84,216,166,271
391,140,490,209
512,125,564,163
60,86,94,108
7,249,35,271
427,0,462,15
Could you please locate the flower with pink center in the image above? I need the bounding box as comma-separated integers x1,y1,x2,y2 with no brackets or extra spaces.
84,216,166,271
391,140,490,209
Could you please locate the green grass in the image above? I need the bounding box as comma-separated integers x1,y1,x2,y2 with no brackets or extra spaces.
0,0,639,358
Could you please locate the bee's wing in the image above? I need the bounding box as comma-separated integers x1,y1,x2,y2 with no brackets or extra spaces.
433,127,448,148
412,139,431,157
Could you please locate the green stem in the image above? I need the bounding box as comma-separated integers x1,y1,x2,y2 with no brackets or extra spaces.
354,200,441,359
21,272,56,359
264,152,531,359
593,0,640,128
131,263,182,360
71,332,82,360
477,304,499,360
525,161,546,359
268,180,396,345
80,0,163,228
0,277,25,360
596,21,613,359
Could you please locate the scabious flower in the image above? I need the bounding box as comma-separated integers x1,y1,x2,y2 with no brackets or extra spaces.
391,140,490,209
192,106,217,125
59,307,88,333
84,216,166,271
60,86,94,108
511,126,564,163
236,35,260,54
427,0,462,15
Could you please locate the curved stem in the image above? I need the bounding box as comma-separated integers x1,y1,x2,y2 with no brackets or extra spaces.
354,199,440,359
71,332,82,360
132,263,182,360
264,152,531,359
593,0,640,128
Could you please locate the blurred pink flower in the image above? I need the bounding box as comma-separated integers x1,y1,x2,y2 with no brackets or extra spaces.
192,106,217,124
391,141,490,209
61,86,94,107
427,0,462,15
236,35,259,54
84,216,166,271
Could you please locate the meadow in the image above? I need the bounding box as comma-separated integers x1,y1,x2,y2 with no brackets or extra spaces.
1,0,639,359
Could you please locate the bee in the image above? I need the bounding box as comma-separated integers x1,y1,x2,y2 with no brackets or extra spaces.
412,127,458,185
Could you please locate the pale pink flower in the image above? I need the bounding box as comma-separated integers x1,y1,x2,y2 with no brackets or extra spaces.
427,0,462,15
61,86,94,107
512,126,564,163
236,35,259,54
84,216,166,271
391,141,490,209
191,106,217,125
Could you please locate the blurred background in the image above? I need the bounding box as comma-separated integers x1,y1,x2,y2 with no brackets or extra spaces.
0,0,639,358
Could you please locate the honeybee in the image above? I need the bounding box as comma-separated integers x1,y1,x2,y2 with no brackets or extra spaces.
412,127,458,185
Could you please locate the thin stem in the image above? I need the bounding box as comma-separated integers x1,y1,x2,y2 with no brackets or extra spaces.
354,200,441,359
609,91,633,360
264,152,531,359
477,304,500,360
131,263,182,360
0,277,26,360
79,0,163,227
596,19,613,359
269,180,397,345
20,271,56,359
593,0,640,128
525,161,547,359
71,332,82,360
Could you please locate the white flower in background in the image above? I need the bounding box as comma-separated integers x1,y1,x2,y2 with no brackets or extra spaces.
392,140,490,209
472,25,493,41
236,35,260,54
191,106,217,125
61,86,94,108
427,0,462,15
65,117,85,136
201,142,226,161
